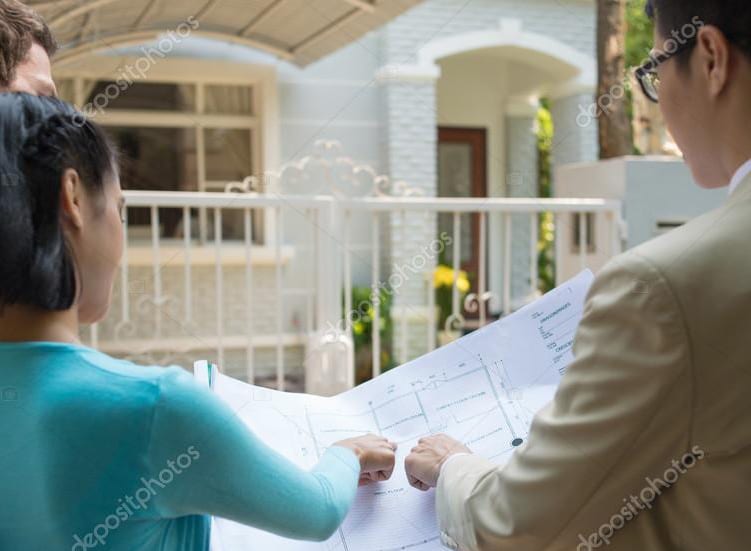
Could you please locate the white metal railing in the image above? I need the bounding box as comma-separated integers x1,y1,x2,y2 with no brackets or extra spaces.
90,189,623,395
93,191,340,392
337,197,624,378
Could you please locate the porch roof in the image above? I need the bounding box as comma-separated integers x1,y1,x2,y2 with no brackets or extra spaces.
29,0,422,66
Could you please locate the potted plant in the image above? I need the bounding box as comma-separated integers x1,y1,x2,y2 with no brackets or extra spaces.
347,287,395,384
434,264,470,345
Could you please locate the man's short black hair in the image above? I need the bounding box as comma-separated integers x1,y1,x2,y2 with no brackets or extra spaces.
646,1,751,61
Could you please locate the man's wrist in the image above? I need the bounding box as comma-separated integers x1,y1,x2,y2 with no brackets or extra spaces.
439,452,471,478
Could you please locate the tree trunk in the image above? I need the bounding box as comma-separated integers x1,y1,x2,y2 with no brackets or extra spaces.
597,0,633,159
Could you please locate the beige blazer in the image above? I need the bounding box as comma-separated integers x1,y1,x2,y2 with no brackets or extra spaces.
436,173,751,551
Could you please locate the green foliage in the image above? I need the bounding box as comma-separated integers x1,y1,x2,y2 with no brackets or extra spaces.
536,103,556,293
626,0,655,69
536,104,553,197
348,286,395,382
625,0,655,156
349,286,393,347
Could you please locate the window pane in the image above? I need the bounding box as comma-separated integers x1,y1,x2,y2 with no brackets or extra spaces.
106,127,197,238
205,128,253,182
571,213,596,253
85,81,195,112
204,84,253,115
438,142,474,265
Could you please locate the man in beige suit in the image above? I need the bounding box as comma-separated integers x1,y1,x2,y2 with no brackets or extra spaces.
405,1,751,549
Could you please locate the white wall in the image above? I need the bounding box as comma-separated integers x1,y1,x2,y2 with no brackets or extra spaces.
555,157,729,281
277,34,385,292
277,33,385,173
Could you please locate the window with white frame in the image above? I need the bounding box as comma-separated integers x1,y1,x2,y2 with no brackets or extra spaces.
57,73,265,243
571,212,596,254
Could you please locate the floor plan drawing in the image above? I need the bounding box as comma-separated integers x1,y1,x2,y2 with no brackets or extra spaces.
200,270,594,551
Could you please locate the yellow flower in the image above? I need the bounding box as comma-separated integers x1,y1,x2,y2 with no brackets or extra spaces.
433,265,454,289
457,274,470,294
434,265,471,294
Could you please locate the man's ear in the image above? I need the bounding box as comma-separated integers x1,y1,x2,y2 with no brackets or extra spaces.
60,168,84,230
696,25,731,98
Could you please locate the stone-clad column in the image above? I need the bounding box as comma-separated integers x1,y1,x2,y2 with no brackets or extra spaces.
505,96,539,307
550,91,599,170
377,66,440,361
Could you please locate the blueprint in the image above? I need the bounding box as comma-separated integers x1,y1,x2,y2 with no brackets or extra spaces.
199,270,594,551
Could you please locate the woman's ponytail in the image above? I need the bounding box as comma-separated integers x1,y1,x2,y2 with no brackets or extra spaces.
0,93,116,311
0,94,35,307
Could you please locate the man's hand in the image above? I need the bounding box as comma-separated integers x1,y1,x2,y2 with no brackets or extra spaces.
404,434,471,491
334,434,398,486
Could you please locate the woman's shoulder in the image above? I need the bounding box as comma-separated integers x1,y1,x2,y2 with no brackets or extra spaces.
74,345,179,380
55,344,205,410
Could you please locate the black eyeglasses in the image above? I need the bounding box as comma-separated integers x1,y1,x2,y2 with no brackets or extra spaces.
634,38,697,103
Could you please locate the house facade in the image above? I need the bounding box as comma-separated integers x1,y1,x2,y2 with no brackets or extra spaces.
43,0,601,384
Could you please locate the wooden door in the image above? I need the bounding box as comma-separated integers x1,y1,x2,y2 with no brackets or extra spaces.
437,127,488,301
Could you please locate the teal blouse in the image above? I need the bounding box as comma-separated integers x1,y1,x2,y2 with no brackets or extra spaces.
0,342,360,550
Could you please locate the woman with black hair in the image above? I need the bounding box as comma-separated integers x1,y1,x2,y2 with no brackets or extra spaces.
0,93,397,550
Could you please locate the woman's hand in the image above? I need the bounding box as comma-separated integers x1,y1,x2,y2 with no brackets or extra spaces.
404,434,471,491
334,434,398,486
